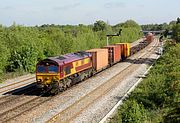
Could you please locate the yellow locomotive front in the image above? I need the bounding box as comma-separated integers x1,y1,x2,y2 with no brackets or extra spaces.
36,59,60,89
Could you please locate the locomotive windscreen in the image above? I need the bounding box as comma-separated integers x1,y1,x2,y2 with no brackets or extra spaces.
48,66,58,73
37,66,46,73
37,59,59,73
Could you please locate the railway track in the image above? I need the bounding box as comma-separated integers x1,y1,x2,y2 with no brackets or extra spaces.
0,83,37,103
0,76,35,94
0,90,52,123
0,77,48,123
0,85,41,110
47,39,159,123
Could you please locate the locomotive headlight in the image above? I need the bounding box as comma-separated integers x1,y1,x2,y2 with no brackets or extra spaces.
37,79,42,82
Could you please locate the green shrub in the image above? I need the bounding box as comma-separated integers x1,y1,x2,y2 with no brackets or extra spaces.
111,100,147,123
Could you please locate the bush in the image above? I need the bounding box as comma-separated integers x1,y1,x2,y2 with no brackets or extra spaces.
111,100,147,123
0,43,10,74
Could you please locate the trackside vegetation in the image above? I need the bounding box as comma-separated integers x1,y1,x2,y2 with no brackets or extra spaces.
110,20,180,123
0,20,142,82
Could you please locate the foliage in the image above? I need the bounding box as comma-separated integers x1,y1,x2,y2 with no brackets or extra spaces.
172,23,180,42
0,20,142,78
177,17,180,24
93,20,109,32
141,23,169,31
110,42,180,123
111,100,147,123
115,20,141,30
169,21,177,29
0,42,10,74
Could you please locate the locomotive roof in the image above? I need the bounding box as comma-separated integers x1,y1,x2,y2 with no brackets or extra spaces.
46,51,91,65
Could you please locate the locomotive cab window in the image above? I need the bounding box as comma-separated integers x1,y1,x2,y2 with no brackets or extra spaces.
64,66,71,75
48,66,58,73
37,66,46,73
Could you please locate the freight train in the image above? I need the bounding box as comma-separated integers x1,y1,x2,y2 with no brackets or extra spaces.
36,33,154,94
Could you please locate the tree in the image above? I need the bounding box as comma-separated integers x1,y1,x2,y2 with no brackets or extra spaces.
176,17,180,24
169,21,177,29
169,21,176,26
121,20,141,29
93,20,108,31
172,24,180,42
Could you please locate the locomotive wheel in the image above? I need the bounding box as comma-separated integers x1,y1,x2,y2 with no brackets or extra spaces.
66,78,72,88
58,82,64,92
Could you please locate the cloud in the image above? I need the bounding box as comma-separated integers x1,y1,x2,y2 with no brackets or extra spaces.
53,3,80,10
104,2,126,9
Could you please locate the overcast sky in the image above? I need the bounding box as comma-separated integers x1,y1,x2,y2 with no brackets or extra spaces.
0,0,179,26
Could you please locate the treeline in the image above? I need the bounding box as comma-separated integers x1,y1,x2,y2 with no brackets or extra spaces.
141,23,173,31
0,20,142,79
172,18,180,42
141,18,179,31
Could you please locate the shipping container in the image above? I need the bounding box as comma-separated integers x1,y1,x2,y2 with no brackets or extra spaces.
86,49,108,71
115,43,130,60
103,45,121,65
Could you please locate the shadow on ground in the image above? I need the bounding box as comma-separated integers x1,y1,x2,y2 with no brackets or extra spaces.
2,83,48,96
126,57,157,66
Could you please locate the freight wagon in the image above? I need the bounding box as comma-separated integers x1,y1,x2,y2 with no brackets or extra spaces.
103,45,121,65
86,49,108,72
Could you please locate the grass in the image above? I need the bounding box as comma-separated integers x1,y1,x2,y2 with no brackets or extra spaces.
0,69,28,83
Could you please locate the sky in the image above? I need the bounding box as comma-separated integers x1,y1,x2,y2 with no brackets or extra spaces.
0,0,179,26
